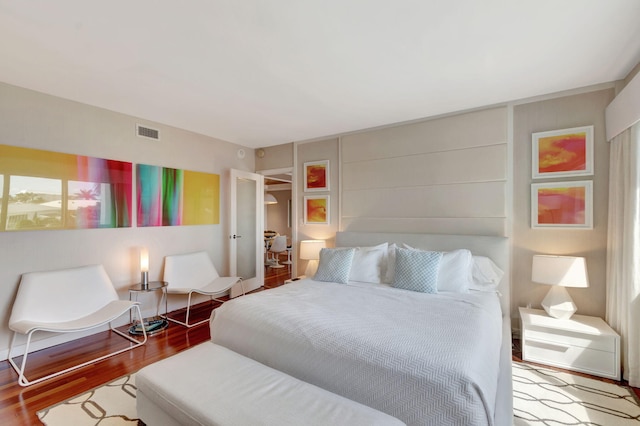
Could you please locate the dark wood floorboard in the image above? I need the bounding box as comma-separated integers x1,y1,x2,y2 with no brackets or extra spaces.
0,261,289,426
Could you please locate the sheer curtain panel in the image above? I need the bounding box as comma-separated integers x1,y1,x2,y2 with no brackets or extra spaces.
606,121,640,386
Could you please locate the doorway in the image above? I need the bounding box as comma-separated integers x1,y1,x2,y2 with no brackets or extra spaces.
260,167,294,288
229,169,264,295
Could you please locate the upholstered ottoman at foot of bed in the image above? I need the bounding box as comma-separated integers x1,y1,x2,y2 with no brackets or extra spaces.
136,342,405,426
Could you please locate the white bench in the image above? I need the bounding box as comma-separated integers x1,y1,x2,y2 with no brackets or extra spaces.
136,342,405,426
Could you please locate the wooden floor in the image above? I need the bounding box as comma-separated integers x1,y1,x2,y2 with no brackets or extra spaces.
2,259,636,425
0,261,290,426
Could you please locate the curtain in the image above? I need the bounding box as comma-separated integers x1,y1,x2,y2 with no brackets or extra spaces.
606,121,640,386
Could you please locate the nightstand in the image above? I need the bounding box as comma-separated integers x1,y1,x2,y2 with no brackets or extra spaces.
519,307,620,380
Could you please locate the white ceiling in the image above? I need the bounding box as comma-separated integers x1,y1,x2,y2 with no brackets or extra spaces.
1,1,639,149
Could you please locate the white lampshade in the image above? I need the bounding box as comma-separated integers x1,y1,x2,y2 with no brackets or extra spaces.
264,193,277,205
300,240,326,260
532,255,589,288
532,255,589,319
300,240,326,277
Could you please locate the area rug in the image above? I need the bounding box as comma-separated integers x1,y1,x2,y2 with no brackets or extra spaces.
37,374,139,425
513,361,640,425
37,362,640,425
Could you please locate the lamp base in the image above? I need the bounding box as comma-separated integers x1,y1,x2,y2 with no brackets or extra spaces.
542,286,577,319
304,260,319,278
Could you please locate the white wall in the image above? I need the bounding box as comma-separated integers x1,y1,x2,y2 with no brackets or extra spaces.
0,82,254,357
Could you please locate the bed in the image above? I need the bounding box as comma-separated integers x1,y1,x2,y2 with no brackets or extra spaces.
210,232,512,426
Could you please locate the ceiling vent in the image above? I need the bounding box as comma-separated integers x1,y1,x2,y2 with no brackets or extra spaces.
136,124,160,140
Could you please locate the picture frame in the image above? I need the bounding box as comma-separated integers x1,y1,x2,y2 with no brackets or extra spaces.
531,180,593,229
304,195,330,225
532,125,594,179
303,160,329,192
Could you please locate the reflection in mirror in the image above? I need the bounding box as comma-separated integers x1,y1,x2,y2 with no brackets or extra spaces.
0,145,132,231
7,176,62,230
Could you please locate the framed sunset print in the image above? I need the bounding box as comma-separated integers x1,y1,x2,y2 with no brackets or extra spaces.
531,181,592,229
304,160,329,192
532,126,593,179
304,195,329,225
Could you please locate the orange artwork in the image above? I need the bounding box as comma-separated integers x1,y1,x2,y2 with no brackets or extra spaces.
304,196,329,224
532,181,592,228
304,160,329,191
532,126,593,179
538,133,586,174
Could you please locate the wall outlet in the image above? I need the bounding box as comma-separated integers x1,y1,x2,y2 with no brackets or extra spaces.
526,303,532,309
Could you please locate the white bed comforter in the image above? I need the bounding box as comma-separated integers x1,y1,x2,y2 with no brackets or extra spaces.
210,280,503,426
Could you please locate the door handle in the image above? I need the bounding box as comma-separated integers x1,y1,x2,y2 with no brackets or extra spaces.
230,234,243,239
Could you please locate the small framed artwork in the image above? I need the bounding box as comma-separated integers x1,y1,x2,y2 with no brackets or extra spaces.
532,125,594,179
304,160,329,192
304,195,330,225
531,181,593,229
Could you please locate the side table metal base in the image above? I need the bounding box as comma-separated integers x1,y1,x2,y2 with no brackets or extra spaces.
128,317,168,336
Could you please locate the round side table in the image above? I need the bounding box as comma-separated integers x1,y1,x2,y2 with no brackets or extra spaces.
128,281,169,335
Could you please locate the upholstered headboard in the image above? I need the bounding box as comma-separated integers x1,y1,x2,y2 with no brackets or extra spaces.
335,231,510,316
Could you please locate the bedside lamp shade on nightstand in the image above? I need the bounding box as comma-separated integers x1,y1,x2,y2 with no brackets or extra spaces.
532,255,589,320
300,240,326,277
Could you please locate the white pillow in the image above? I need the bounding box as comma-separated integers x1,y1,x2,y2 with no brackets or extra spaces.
383,243,397,284
402,244,473,293
470,255,504,291
349,243,388,283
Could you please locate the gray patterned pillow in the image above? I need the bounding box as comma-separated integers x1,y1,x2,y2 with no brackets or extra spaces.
393,247,442,293
314,248,356,284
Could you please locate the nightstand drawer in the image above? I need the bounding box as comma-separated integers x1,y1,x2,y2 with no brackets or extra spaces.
523,339,618,379
524,328,615,352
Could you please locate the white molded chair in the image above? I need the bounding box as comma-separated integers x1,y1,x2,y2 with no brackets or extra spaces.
162,251,244,328
8,264,147,387
268,235,287,269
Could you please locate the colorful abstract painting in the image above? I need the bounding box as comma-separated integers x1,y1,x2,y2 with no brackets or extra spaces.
532,126,593,179
531,181,592,229
137,164,219,227
304,160,329,191
0,144,132,231
304,195,329,224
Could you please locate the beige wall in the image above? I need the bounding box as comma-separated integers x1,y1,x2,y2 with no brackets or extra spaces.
296,138,340,275
0,82,254,357
512,88,615,319
255,143,293,171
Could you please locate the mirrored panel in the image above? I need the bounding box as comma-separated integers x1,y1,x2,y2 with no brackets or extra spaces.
0,145,132,231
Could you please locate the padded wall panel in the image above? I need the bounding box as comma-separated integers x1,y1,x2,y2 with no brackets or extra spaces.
342,107,507,162
340,106,508,236
340,217,507,236
343,144,506,190
342,182,506,218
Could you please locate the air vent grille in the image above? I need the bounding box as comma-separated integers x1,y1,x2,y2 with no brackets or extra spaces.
136,124,160,140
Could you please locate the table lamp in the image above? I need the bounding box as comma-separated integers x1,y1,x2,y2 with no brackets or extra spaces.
140,247,149,289
300,240,326,277
532,255,589,320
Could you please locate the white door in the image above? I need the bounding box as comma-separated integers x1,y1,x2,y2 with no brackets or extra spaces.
229,169,264,295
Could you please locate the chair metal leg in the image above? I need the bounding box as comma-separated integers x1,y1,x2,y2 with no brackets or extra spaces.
7,305,147,387
163,281,246,328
